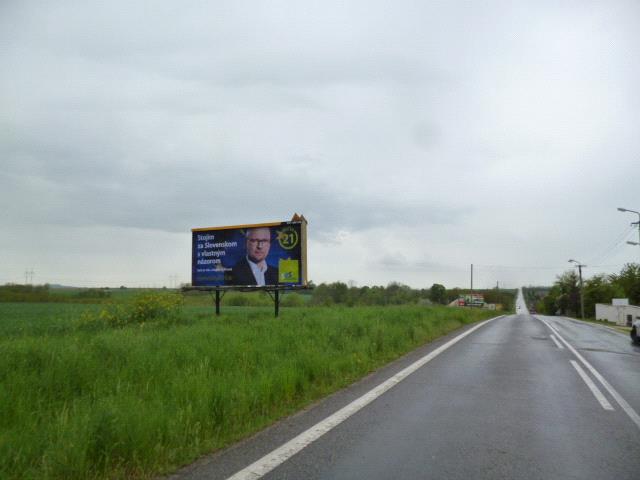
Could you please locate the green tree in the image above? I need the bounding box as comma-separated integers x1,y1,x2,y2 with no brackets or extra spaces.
542,286,559,315
309,283,333,305
446,288,461,303
583,274,623,318
429,283,447,304
539,271,580,316
610,263,640,305
329,282,349,304
556,271,580,316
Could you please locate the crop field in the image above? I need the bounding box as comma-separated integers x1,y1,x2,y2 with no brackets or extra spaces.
0,296,499,479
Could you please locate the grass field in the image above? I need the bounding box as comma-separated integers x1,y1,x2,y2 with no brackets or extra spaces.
0,299,499,479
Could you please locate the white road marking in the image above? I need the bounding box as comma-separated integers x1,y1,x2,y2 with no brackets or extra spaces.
549,334,564,350
539,317,559,335
537,316,640,430
569,360,614,411
225,316,502,480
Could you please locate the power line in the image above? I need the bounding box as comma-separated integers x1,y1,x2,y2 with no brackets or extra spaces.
475,264,569,270
587,225,636,265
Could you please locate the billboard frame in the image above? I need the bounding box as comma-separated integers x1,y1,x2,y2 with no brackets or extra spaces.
185,214,310,316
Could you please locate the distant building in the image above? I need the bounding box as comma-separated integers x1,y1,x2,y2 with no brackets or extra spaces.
595,299,640,326
449,294,487,308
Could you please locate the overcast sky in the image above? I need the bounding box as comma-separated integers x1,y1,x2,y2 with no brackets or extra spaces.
1,0,639,289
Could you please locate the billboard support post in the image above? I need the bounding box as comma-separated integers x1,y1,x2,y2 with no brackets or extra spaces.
265,289,281,317
210,288,226,316
184,285,310,318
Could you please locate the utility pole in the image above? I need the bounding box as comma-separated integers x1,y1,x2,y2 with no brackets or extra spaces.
568,259,585,320
577,265,584,320
617,207,640,261
470,264,474,307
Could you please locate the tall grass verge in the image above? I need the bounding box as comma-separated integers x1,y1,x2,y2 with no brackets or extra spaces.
0,304,496,479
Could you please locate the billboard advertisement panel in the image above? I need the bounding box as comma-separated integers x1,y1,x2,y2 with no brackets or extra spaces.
457,294,484,307
191,219,307,287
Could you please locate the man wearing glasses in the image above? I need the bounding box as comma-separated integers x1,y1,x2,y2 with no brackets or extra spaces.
230,227,279,286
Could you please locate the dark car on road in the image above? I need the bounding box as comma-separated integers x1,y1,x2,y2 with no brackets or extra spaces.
632,319,640,344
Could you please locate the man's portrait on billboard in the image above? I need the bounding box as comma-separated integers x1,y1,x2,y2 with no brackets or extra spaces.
230,227,279,286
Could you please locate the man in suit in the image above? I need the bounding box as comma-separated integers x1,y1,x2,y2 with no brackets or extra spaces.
230,227,279,286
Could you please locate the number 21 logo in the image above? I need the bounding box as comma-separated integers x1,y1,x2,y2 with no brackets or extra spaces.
277,226,299,250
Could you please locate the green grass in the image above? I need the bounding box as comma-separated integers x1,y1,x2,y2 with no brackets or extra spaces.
0,303,103,337
0,301,498,479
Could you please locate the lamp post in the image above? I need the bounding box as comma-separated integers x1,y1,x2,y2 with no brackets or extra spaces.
568,259,585,320
618,207,640,260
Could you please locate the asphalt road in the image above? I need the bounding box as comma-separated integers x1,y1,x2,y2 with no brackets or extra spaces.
171,292,640,480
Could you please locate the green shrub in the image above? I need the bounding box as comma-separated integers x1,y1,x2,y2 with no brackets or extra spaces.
223,292,271,307
75,289,110,299
281,293,305,307
77,292,184,330
0,284,52,303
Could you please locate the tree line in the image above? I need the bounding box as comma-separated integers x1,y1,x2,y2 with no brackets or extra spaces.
0,284,111,303
309,281,515,310
2,281,517,311
524,262,640,317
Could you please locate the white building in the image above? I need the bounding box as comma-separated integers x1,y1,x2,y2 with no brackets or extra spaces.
595,299,640,326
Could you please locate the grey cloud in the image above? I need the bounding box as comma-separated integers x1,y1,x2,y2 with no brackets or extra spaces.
378,254,463,273
1,0,639,288
1,147,470,234
1,2,449,90
412,123,440,151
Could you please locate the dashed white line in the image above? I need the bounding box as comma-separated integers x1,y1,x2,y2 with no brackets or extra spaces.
225,316,502,480
537,316,640,430
549,334,564,349
569,360,614,411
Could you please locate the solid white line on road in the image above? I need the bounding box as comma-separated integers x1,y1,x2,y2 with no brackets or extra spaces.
537,316,640,430
225,316,503,480
539,317,559,335
549,334,564,350
569,360,614,411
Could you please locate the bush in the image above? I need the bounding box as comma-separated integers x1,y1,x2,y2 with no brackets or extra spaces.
75,289,111,299
0,284,52,302
281,293,305,307
223,292,271,307
77,292,184,330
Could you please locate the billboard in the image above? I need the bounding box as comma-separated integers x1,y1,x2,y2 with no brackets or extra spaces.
191,218,307,287
458,293,484,307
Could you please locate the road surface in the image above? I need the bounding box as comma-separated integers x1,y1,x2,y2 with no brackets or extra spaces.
172,290,640,479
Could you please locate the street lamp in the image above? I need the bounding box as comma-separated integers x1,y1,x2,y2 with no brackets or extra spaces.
568,259,585,320
618,207,640,260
